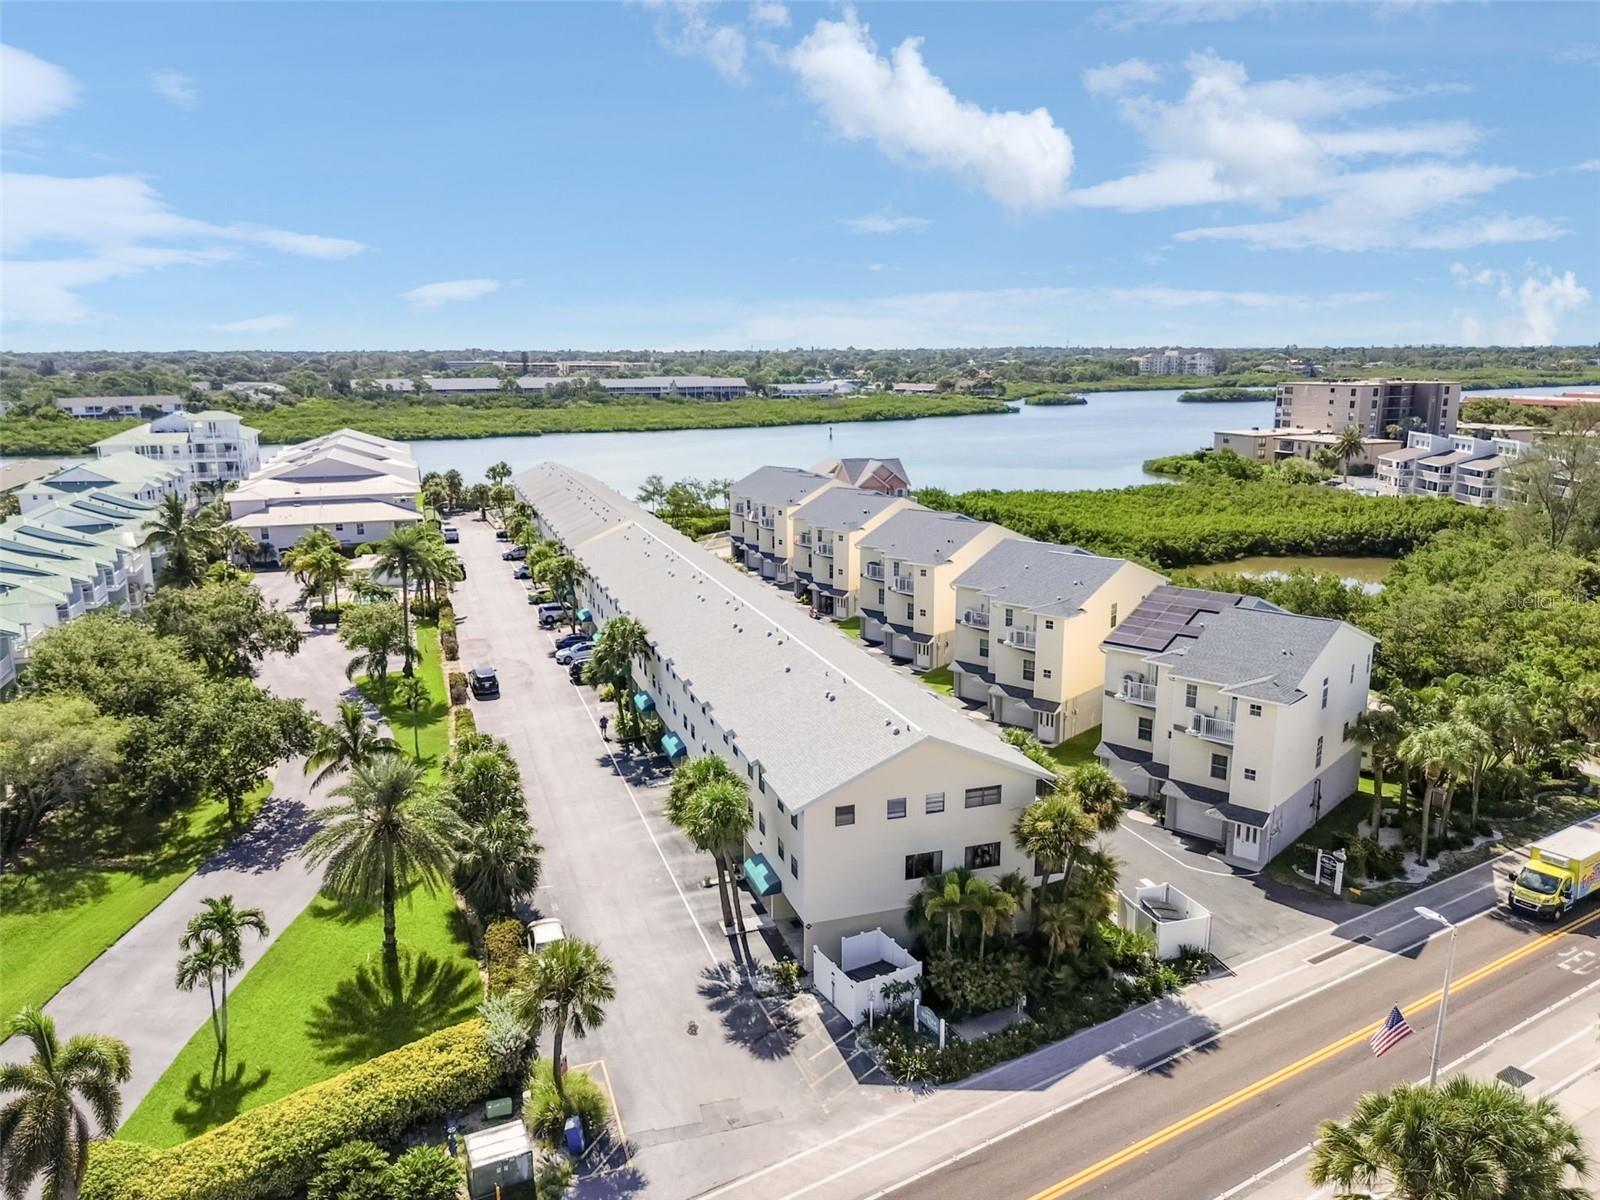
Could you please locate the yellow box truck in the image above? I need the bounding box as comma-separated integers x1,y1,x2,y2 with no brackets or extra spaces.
1509,827,1600,920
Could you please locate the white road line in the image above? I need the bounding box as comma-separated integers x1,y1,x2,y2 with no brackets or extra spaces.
1119,823,1248,877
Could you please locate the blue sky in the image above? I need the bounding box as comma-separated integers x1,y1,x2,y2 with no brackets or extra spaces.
2,1,1597,350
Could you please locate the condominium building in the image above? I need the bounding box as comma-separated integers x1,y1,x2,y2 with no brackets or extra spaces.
1273,380,1459,438
17,452,188,512
53,394,185,419
788,487,917,620
811,457,911,496
93,410,262,491
1212,427,1402,469
728,466,841,584
517,463,1055,968
1136,349,1217,376
950,541,1165,746
856,510,1016,671
1097,586,1375,868
1375,426,1537,507
772,380,860,398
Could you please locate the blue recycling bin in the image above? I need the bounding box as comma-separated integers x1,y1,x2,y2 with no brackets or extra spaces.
563,1114,585,1156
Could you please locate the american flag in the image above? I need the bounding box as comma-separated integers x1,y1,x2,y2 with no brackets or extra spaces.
1369,1005,1414,1057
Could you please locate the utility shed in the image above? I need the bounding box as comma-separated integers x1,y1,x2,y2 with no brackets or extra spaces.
464,1120,534,1198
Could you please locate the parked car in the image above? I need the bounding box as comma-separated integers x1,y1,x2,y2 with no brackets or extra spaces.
526,917,566,952
526,588,553,605
468,666,500,699
442,525,460,544
512,564,531,580
537,603,568,628
495,529,510,541
554,641,593,665
552,632,588,651
501,545,527,561
568,659,590,684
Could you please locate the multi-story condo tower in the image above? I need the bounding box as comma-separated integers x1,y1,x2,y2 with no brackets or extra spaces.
1273,379,1460,438
92,410,262,492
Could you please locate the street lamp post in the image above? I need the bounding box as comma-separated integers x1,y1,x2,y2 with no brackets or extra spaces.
1415,905,1458,1087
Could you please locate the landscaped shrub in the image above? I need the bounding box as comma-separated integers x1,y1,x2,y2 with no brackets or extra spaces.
481,992,532,1087
382,1146,462,1200
525,1060,611,1146
923,949,1030,1018
441,630,460,661
308,605,343,627
81,1020,495,1200
485,918,526,996
453,707,477,739
448,670,470,705
307,1140,390,1200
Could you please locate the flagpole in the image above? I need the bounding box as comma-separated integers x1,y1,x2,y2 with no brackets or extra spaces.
1415,906,1458,1087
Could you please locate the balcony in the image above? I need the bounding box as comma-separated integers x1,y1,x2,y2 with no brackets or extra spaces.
797,533,812,547
864,562,885,580
1116,678,1158,706
890,574,915,594
1003,628,1037,650
1188,713,1235,744
814,540,834,557
759,516,776,530
961,608,990,629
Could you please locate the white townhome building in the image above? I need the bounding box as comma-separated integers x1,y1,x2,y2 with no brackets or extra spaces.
727,466,842,585
225,429,422,557
856,509,1016,671
1097,586,1376,869
93,410,261,492
18,452,189,511
1375,425,1538,508
788,487,917,621
53,394,186,419
950,541,1166,747
516,463,1055,968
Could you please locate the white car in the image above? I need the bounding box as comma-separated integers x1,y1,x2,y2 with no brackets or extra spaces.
527,917,566,952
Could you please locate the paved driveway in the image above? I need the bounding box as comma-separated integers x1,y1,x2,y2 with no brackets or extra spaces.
450,518,892,1195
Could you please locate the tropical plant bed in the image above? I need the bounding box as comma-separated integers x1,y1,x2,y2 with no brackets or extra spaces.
357,622,448,777
0,783,269,1016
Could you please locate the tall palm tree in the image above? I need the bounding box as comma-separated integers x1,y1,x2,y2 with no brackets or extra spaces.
304,699,399,788
1309,1077,1589,1200
665,757,745,933
1332,424,1366,486
543,555,586,633
486,462,512,487
1065,762,1126,837
1353,705,1403,837
962,878,1018,961
176,896,269,1060
443,469,465,512
373,525,431,675
1399,722,1470,865
217,523,259,568
513,938,616,1110
584,617,649,741
141,493,220,587
393,676,431,758
301,757,464,958
452,810,543,920
922,872,967,954
1013,792,1096,912
0,1007,132,1200
691,777,755,958
1455,689,1524,828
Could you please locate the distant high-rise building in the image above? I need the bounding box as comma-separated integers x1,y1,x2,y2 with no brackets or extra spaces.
1274,379,1460,437
1136,349,1217,376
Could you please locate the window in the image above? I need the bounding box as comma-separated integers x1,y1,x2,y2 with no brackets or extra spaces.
1321,678,1329,709
790,812,798,829
905,851,943,880
1243,768,1257,782
1137,717,1153,742
834,804,855,827
1248,703,1262,718
877,588,884,605
1042,668,1053,680
919,608,927,617
964,842,1002,870
919,567,927,577
925,792,945,814
758,812,766,834
979,637,989,659
887,797,907,820
1236,824,1259,847
906,603,914,621
1350,664,1355,684
1210,753,1228,780
1109,603,1119,628
356,523,365,536
1004,608,1014,627
1044,619,1054,630
1185,684,1198,709
1315,736,1324,768
790,855,799,878
1022,659,1036,682
776,838,785,861
334,523,345,532
964,785,1002,809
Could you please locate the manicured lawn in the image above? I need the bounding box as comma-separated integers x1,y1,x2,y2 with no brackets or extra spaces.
118,886,476,1147
0,785,269,1017
920,665,954,695
837,616,862,640
1047,726,1102,771
359,621,448,778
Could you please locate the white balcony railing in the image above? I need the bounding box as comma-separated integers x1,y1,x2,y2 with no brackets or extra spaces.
864,562,885,580
891,575,915,594
1117,679,1158,706
760,516,776,530
814,540,834,557
1189,713,1235,744
961,608,990,629
1004,628,1037,650
797,533,812,547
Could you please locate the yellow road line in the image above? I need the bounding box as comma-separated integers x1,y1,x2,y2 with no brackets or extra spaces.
1026,907,1600,1200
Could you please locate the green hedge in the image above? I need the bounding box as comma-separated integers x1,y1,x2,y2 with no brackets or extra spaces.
82,1020,493,1200
484,918,525,996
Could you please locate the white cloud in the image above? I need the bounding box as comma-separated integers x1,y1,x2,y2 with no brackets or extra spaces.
1574,159,1600,172
643,0,749,83
1082,58,1160,97
2,172,366,323
1092,2,1275,33
1454,264,1591,345
150,69,198,109
1,44,80,127
788,10,1072,213
750,1,789,28
842,212,932,234
213,313,294,333
401,278,501,310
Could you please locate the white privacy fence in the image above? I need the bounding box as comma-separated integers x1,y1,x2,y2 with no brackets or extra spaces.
1117,882,1212,960
812,927,923,1027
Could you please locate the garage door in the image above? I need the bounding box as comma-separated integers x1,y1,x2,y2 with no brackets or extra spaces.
1169,795,1226,843
955,672,989,703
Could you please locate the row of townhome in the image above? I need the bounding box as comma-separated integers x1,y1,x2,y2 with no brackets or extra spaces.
1375,424,1539,507
225,429,422,556
93,409,262,492
1098,586,1376,869
517,463,1055,969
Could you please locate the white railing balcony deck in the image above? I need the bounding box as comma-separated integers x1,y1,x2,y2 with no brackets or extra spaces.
1189,713,1236,744
759,516,776,530
797,533,812,547
1004,628,1037,650
890,575,915,594
864,562,885,580
1117,679,1158,706
961,608,990,629
814,540,834,557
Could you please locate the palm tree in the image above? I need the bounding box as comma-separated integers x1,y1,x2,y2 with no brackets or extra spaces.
142,493,220,587
304,699,399,788
513,938,616,1110
452,810,543,920
422,476,451,515
1309,1077,1589,1200
543,555,586,632
176,896,268,1060
995,870,1032,937
0,1007,132,1200
585,617,649,742
1398,722,1470,865
442,469,465,511
922,872,967,954
1332,424,1366,486
962,878,1018,961
1013,792,1096,911
1065,762,1125,836
393,676,431,758
636,475,667,511
486,461,512,487
1035,900,1078,967
217,523,258,568
1455,690,1524,828
301,757,464,958
665,757,746,935
373,525,431,675
692,777,755,957
1353,705,1404,837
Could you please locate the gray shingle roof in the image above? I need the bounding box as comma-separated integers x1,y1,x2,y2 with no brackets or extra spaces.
729,466,836,507
515,463,1052,807
794,487,901,531
858,508,993,565
1142,599,1356,705
953,539,1128,616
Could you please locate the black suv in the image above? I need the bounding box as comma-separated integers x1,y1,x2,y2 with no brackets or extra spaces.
468,666,500,699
